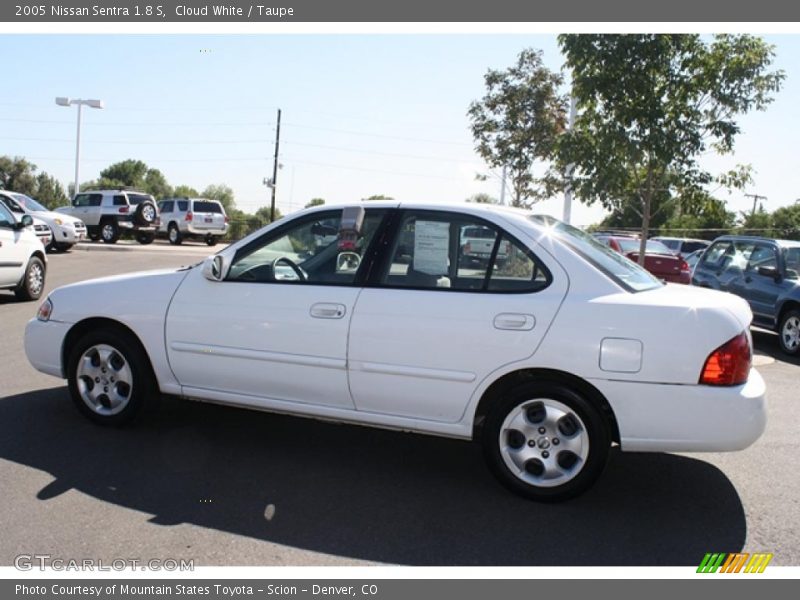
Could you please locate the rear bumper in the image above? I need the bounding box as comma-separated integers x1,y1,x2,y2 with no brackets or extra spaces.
592,368,767,452
186,224,228,236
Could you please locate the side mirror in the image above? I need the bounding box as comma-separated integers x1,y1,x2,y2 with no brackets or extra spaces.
757,265,781,281
15,214,33,230
202,255,229,282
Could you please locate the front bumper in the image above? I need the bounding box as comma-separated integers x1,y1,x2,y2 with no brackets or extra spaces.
592,368,767,452
24,318,72,379
53,224,87,244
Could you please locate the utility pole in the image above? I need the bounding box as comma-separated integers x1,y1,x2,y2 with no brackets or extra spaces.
269,108,282,223
499,165,507,206
745,193,767,218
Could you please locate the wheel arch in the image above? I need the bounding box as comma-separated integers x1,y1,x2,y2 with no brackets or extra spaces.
777,298,800,328
61,317,156,381
471,368,620,444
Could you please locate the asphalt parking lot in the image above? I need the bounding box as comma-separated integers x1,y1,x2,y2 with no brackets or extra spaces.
1,242,798,567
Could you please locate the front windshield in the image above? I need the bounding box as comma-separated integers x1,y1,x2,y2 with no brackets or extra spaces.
529,215,662,292
9,192,48,212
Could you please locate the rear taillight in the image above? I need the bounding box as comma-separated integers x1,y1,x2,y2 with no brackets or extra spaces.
185,211,193,222
679,259,690,272
118,206,129,214
699,332,751,386
224,215,229,223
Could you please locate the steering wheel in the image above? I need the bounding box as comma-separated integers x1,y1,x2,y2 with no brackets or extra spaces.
271,256,307,282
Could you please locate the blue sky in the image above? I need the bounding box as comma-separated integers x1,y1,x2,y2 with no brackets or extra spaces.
1,34,798,225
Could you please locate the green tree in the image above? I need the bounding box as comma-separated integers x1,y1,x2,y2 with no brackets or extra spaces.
143,168,172,200
362,194,394,201
254,205,282,223
33,172,68,209
0,156,38,193
466,193,498,204
660,194,737,239
558,34,784,264
468,48,566,208
771,203,800,240
100,159,149,187
738,205,773,236
172,185,199,198
201,184,236,212
305,198,325,208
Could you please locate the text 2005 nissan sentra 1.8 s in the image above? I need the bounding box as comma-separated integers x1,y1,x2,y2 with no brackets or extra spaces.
24,203,766,501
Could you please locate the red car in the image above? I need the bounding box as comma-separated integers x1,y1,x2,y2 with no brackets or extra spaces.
594,234,691,284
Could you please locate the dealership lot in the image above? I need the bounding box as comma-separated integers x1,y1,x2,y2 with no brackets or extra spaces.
1,246,798,566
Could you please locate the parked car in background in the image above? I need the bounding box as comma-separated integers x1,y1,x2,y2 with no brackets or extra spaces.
683,248,706,273
593,234,691,284
0,202,46,301
460,225,510,266
651,237,710,257
56,189,158,244
25,203,765,502
157,198,228,246
692,235,800,355
0,191,86,252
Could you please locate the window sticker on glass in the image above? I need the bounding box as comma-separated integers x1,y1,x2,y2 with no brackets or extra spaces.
414,221,449,275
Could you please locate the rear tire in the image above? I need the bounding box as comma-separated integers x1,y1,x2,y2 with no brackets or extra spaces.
136,231,155,245
100,220,120,244
168,223,182,245
14,256,46,301
66,327,159,426
778,309,800,356
88,228,101,242
482,381,610,502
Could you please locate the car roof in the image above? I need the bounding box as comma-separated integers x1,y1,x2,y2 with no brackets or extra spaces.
713,235,800,248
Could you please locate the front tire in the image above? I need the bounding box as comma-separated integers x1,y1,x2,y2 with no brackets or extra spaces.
482,382,610,502
205,234,218,246
66,328,159,425
168,223,182,245
14,256,46,301
778,309,800,356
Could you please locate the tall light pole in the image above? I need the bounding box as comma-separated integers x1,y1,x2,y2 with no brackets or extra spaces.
55,97,104,195
562,95,577,224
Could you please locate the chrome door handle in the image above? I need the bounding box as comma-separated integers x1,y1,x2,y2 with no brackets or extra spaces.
310,303,346,319
493,313,535,331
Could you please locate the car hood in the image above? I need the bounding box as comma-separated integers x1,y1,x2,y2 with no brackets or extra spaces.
48,268,196,325
32,210,83,226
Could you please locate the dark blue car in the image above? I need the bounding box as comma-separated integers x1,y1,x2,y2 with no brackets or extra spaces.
692,235,800,355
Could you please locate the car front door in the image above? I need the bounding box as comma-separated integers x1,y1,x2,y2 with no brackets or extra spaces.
165,209,387,409
744,243,786,326
347,210,568,423
0,204,25,287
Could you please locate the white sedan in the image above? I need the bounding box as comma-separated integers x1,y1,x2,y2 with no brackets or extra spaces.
24,203,766,501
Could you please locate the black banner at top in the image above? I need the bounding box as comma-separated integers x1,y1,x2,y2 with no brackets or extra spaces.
2,0,800,22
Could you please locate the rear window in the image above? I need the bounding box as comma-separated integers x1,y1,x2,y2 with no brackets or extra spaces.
617,239,672,255
530,216,661,292
463,226,494,239
192,201,223,213
127,193,154,206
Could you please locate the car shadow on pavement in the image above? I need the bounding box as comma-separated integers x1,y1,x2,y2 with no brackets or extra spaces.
752,328,800,366
0,387,746,566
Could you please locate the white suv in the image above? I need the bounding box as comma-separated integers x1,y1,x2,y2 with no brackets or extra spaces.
0,191,86,252
56,189,159,244
0,202,47,301
157,198,228,246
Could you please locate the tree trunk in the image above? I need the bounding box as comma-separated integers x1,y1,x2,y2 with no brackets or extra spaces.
638,170,653,267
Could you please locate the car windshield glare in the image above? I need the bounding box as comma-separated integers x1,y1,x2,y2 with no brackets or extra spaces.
9,193,48,213
529,215,662,292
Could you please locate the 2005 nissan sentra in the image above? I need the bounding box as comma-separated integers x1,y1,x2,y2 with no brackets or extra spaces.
24,203,766,501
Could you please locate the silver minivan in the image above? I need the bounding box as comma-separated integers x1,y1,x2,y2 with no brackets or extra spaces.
157,198,229,246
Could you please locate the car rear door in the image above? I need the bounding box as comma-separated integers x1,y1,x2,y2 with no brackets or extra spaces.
347,209,568,423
